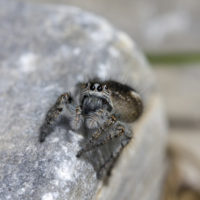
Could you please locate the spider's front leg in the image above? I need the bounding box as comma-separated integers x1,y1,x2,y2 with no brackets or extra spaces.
85,111,117,142
39,92,83,142
76,117,126,157
97,126,132,178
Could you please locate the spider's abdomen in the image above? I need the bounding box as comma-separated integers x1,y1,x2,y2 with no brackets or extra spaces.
106,81,143,123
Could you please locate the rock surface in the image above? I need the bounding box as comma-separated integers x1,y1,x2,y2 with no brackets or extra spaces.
0,0,167,199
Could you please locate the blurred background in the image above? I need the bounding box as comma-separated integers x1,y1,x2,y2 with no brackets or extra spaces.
18,0,200,199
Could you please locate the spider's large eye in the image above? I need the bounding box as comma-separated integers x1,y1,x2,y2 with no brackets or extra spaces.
90,84,95,91
97,85,102,92
104,85,108,90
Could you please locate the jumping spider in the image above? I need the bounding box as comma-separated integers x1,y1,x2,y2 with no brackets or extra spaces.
39,79,143,178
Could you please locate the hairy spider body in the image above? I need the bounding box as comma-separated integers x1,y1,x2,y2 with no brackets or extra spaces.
40,79,143,178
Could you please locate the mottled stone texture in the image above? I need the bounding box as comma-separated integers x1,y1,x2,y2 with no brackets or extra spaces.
0,0,167,200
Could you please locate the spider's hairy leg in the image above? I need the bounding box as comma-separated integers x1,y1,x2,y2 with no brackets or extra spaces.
39,92,77,142
69,105,83,131
76,114,117,157
97,131,132,179
76,120,125,158
88,114,117,144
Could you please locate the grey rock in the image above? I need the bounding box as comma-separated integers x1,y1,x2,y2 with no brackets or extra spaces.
0,0,167,200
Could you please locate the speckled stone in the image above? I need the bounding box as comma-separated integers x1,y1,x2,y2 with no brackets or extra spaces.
0,0,167,200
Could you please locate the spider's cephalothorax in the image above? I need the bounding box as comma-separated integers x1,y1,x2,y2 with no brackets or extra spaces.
39,79,143,178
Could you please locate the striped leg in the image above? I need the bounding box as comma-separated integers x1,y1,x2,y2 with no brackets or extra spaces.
76,122,125,157
97,134,132,179
39,93,82,142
